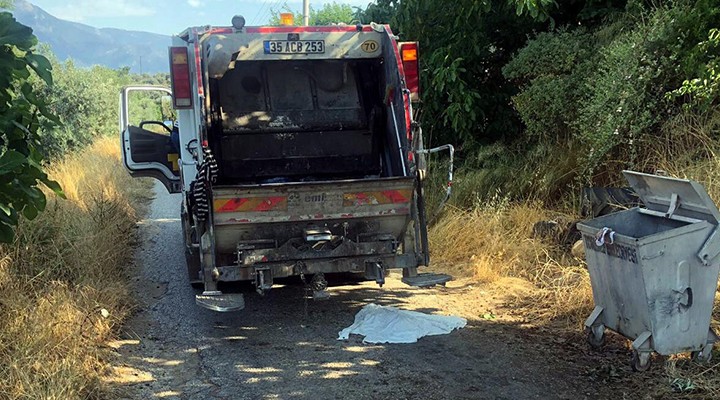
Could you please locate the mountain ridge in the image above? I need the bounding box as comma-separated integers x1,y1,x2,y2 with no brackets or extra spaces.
9,0,170,73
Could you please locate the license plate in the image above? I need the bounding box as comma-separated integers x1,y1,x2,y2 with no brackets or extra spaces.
263,40,325,54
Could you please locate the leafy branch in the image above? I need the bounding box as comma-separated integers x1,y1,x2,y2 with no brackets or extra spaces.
0,11,63,243
668,28,720,110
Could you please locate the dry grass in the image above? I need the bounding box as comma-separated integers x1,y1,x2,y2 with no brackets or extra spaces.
659,355,720,398
0,136,148,400
429,199,594,327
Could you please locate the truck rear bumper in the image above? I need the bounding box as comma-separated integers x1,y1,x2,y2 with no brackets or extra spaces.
216,253,417,281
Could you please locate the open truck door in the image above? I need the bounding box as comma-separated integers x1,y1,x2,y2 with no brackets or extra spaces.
119,86,181,194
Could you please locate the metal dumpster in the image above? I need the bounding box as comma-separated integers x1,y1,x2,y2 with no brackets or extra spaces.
577,170,720,371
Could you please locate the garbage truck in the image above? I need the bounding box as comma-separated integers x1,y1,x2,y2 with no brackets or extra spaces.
119,17,453,311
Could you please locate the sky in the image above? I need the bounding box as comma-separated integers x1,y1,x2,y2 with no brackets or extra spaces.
29,0,373,35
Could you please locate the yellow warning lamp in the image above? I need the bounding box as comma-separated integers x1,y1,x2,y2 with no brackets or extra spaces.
280,13,294,26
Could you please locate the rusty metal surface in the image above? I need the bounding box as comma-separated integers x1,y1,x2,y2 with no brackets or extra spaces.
236,238,396,266
216,253,416,282
207,177,418,282
213,177,413,223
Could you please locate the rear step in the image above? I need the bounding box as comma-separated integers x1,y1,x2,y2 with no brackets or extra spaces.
196,291,245,312
402,273,452,288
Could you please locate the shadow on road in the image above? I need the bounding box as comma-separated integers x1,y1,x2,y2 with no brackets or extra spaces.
109,274,666,400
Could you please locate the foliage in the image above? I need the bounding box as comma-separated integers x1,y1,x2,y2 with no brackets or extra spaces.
269,2,356,25
0,12,62,243
355,0,397,23
670,28,720,110
36,60,128,155
514,0,558,20
312,2,356,25
503,1,720,190
1,9,166,241
503,28,595,142
32,53,169,157
390,0,539,149
344,0,717,203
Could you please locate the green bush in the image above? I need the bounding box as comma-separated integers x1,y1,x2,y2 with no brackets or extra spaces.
501,1,720,195
503,29,596,142
670,27,720,110
35,61,129,156
576,3,720,183
391,0,538,148
32,56,169,158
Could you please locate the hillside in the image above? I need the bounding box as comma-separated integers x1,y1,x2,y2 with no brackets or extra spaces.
9,0,169,73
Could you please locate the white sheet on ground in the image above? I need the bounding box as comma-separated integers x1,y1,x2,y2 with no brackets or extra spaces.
337,303,467,344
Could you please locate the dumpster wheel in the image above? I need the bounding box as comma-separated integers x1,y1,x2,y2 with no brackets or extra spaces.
585,327,605,349
691,348,713,363
631,350,652,372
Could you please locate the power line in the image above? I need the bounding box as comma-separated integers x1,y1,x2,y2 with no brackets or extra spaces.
266,0,286,24
250,0,271,25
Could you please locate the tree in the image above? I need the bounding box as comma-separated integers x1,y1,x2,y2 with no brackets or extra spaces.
355,0,397,23
312,2,355,25
0,11,62,242
35,59,135,156
389,0,541,149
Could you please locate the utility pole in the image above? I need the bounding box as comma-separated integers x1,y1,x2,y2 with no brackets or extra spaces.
302,0,309,26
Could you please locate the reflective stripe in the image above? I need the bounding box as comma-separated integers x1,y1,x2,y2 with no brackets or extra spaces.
214,197,288,213
343,189,412,206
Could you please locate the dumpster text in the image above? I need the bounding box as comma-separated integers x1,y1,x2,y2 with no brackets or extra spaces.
582,235,638,264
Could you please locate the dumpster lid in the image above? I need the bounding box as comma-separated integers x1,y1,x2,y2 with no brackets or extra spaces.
623,170,720,224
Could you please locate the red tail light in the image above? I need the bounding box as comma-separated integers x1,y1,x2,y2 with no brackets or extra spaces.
399,42,420,102
169,47,192,109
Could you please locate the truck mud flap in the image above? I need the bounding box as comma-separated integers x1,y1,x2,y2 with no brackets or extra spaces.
402,273,452,288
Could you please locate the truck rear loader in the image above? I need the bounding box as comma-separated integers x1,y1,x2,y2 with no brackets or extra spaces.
119,16,453,311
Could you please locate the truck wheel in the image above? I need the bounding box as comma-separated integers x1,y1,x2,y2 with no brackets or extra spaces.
181,206,203,289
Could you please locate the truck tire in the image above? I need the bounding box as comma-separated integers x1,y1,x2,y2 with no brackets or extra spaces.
181,205,203,289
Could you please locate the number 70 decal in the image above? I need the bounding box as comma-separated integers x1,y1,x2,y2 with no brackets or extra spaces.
361,40,379,53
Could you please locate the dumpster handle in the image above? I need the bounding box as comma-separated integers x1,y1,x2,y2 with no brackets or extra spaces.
679,287,693,310
698,227,720,266
595,227,615,247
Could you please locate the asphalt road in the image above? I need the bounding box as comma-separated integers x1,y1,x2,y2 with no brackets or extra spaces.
110,182,632,400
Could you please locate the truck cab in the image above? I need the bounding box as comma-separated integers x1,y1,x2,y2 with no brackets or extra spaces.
120,18,453,311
